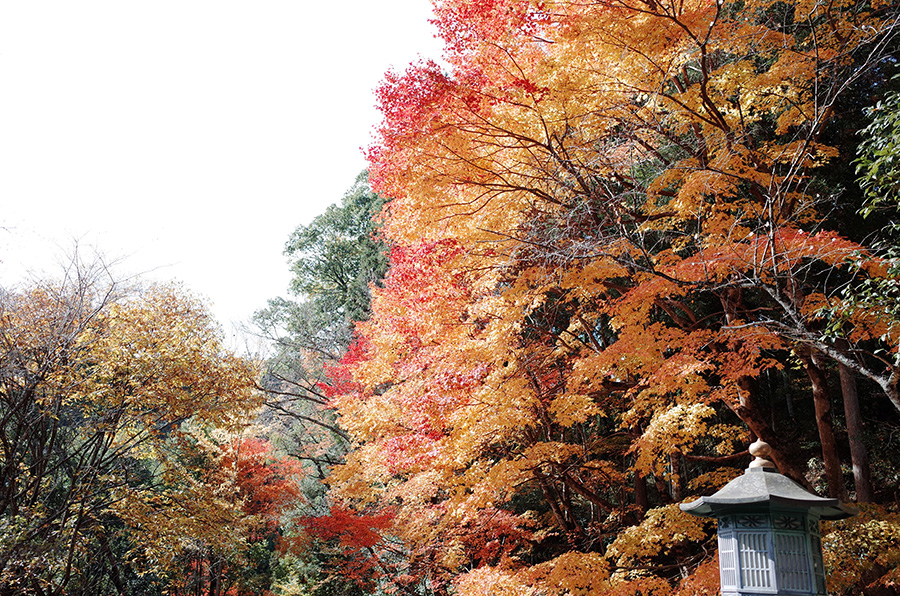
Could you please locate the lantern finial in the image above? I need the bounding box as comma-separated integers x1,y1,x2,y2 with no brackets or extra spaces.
748,439,776,470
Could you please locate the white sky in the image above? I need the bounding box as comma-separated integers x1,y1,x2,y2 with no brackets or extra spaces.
0,1,442,336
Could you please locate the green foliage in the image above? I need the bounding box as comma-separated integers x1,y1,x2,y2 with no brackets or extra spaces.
857,77,900,219
821,77,900,358
253,171,390,481
284,170,388,325
253,172,389,466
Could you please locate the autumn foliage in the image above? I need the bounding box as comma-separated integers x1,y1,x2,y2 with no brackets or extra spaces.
163,437,305,596
7,0,900,591
0,264,287,595
314,0,900,593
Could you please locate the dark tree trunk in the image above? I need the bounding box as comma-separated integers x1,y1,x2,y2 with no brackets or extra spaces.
836,353,874,502
798,349,847,500
536,471,582,536
669,451,684,502
654,473,672,504
634,471,649,515
732,376,813,488
721,288,810,486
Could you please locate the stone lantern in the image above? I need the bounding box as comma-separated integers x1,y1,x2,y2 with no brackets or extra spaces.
680,440,856,596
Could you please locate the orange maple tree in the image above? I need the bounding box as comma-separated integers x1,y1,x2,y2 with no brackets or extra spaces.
313,0,900,593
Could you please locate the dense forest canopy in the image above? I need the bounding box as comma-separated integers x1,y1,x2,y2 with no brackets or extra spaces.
315,0,900,594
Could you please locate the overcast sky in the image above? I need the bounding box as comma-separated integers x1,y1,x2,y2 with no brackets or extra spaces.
0,1,442,336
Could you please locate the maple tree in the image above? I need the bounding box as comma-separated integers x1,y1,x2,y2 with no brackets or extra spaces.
161,436,304,596
313,0,900,593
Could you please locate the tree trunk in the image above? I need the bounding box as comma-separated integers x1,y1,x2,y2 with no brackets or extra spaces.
98,531,126,595
721,288,810,486
669,451,684,502
731,376,813,488
634,471,649,515
835,345,874,502
654,473,672,504
798,349,847,500
208,558,221,596
536,471,582,536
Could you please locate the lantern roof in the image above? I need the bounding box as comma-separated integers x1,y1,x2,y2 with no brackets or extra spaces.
680,467,857,520
681,438,858,521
